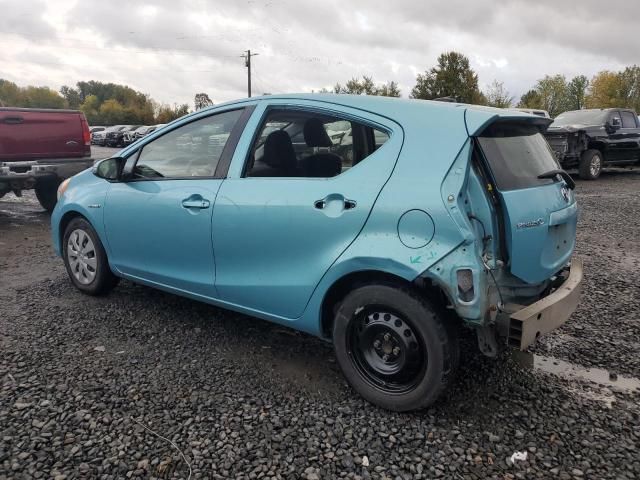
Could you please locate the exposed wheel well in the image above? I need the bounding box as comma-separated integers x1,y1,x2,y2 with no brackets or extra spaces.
320,270,453,339
58,211,87,246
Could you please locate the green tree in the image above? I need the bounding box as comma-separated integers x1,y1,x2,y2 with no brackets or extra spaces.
410,51,485,104
0,79,22,107
21,86,66,109
155,103,189,123
566,75,589,110
194,93,214,110
99,99,126,124
80,94,101,124
333,76,401,97
376,81,401,97
534,75,570,117
585,71,623,108
618,65,640,112
518,89,543,109
60,85,82,109
484,80,513,108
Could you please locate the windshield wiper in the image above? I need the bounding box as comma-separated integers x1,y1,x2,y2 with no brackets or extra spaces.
538,169,575,190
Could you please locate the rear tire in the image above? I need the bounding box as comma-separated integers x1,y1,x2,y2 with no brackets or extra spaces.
578,149,603,180
35,177,62,212
333,284,458,411
62,217,119,295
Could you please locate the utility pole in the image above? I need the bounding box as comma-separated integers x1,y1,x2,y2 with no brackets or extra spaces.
243,50,259,97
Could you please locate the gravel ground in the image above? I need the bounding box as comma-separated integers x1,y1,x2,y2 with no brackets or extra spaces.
1,169,639,479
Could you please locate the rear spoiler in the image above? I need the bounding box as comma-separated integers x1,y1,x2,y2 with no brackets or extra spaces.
465,107,553,136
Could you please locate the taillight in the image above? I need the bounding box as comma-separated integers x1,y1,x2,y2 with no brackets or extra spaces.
80,115,91,146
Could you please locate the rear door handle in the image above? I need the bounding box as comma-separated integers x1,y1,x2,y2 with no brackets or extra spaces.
182,195,210,209
344,199,356,210
314,195,356,211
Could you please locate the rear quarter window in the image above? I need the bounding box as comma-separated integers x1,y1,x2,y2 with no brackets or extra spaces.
477,123,560,191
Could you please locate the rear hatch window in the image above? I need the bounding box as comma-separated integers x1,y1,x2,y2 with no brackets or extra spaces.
477,123,560,190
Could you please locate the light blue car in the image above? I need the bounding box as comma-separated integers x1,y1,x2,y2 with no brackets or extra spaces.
51,94,583,411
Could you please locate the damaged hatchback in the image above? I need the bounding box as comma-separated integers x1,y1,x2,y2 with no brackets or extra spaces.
51,95,582,411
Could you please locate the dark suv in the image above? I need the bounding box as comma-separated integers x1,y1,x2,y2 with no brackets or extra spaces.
106,125,140,148
544,108,640,179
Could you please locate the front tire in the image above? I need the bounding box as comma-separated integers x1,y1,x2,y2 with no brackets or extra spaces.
578,149,603,180
62,217,119,295
333,284,458,411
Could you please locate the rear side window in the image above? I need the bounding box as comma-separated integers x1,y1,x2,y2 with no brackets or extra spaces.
477,123,560,191
244,108,389,178
621,111,638,128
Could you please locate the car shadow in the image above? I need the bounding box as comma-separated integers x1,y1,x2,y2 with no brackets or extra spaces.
63,279,525,418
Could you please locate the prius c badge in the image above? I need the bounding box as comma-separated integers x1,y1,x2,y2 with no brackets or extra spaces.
517,218,545,229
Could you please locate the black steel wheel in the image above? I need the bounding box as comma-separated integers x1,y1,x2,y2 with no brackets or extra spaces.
348,309,426,395
333,283,458,411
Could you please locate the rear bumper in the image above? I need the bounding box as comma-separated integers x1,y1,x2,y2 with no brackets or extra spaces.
500,258,583,350
0,158,94,188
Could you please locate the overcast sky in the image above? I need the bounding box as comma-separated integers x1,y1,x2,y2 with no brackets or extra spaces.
0,0,636,107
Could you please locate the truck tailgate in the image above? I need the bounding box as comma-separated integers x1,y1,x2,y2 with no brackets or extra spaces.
0,108,89,161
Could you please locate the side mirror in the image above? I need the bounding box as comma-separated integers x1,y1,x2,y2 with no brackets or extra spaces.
605,118,621,133
93,157,126,181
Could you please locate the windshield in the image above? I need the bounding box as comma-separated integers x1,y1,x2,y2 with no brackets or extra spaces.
478,123,560,191
552,110,608,126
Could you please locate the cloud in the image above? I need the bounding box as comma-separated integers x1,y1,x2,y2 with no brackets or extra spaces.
0,0,636,107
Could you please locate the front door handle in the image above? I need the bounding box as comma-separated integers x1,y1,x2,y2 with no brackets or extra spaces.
3,116,23,124
181,195,210,209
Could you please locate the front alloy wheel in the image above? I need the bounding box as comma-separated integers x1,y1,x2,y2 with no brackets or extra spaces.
62,217,119,295
578,149,603,180
67,229,97,285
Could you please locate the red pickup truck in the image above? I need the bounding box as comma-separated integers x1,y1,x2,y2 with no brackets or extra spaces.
0,107,94,211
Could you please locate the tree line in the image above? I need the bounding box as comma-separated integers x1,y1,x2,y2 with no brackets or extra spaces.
2,51,639,123
329,51,640,118
0,79,190,125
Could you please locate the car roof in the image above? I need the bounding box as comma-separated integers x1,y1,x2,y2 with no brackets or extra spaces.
194,93,544,133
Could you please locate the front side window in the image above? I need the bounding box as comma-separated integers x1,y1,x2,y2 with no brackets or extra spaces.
621,111,638,128
244,108,389,178
133,109,243,179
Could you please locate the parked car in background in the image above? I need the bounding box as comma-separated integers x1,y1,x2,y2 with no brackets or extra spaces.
123,126,149,146
122,124,167,146
144,124,165,138
510,108,551,118
52,94,582,411
106,125,140,148
90,126,106,144
0,107,93,211
92,125,126,146
544,108,640,179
